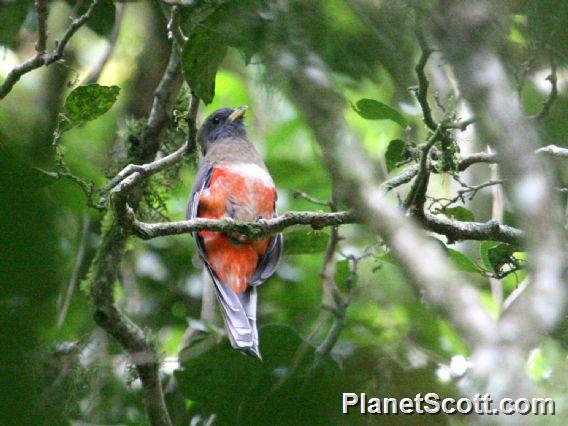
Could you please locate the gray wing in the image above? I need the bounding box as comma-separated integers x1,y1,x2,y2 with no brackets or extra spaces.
249,191,283,286
187,162,213,222
248,233,283,286
187,163,261,358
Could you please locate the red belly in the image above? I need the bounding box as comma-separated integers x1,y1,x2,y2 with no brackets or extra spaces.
198,166,275,293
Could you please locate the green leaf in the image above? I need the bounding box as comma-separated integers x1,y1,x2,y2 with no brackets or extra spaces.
447,248,479,273
481,241,520,273
182,29,227,104
284,230,329,255
441,206,475,222
334,259,350,284
480,241,499,272
60,84,120,132
385,139,406,172
375,252,396,266
487,243,519,272
334,259,357,292
351,98,406,127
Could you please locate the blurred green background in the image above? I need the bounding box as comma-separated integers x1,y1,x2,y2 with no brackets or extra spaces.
1,0,567,425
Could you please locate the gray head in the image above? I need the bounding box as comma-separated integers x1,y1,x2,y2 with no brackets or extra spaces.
197,106,248,155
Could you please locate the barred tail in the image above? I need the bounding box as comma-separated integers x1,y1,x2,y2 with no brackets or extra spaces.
205,264,261,359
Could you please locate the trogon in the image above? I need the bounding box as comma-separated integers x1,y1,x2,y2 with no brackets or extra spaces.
187,106,283,358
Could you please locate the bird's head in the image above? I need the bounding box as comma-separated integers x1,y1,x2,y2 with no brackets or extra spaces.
197,106,248,155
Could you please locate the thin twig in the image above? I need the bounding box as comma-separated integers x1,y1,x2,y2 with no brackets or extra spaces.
34,167,103,211
35,0,48,54
0,0,100,100
532,59,558,121
83,2,126,84
292,189,334,208
311,247,373,373
186,93,200,154
58,213,91,328
413,26,437,131
443,116,477,131
428,177,504,210
271,186,340,392
167,5,188,43
403,124,444,211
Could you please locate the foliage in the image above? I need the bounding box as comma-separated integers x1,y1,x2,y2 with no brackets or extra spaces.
352,98,407,127
60,84,120,132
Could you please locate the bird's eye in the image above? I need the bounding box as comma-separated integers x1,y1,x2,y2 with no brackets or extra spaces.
212,117,220,125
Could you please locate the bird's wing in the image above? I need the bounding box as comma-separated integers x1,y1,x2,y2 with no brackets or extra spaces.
187,162,213,222
249,190,283,287
248,233,283,286
187,163,260,357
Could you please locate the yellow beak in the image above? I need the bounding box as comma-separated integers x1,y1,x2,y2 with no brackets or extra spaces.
227,106,248,122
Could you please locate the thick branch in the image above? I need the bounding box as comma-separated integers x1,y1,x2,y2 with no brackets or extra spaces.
457,151,499,170
130,211,357,240
434,0,567,399
262,47,496,347
423,213,523,245
103,132,519,246
88,42,183,426
118,208,526,246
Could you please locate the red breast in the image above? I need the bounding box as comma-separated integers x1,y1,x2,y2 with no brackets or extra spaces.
198,164,276,293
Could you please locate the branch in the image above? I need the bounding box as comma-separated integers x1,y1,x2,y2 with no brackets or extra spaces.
130,211,357,240
435,0,567,398
313,247,371,369
186,93,200,154
102,141,188,197
536,144,568,159
114,204,526,246
457,151,499,170
34,166,103,211
263,48,496,348
0,0,100,100
103,139,520,245
422,213,523,245
57,213,91,328
532,60,558,121
403,124,444,211
443,116,477,131
88,41,183,426
292,189,334,208
427,177,504,210
35,0,48,54
83,2,125,85
413,26,437,131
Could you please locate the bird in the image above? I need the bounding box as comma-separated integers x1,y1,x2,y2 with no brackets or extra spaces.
187,106,283,359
